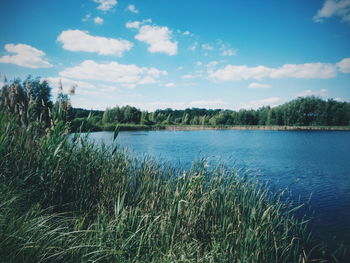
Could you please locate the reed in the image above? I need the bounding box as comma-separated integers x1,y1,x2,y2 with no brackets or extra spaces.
0,114,334,262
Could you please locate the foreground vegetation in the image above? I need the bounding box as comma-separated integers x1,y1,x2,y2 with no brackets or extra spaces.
0,77,346,262
2,114,340,262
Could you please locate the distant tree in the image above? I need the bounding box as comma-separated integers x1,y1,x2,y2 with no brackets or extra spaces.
68,96,350,128
190,115,200,125
200,115,207,125
182,113,190,125
267,109,276,125
102,108,114,124
140,111,152,125
162,114,173,125
257,107,270,125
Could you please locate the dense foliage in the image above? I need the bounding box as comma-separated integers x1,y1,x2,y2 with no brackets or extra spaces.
71,97,350,131
0,76,52,127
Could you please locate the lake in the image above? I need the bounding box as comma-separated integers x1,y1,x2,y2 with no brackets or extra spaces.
85,129,350,248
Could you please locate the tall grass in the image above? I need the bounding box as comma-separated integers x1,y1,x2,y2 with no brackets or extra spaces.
0,114,335,262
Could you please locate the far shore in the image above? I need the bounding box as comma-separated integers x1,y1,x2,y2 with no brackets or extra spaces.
163,125,350,131
85,124,350,132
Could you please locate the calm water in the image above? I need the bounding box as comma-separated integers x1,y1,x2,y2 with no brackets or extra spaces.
86,130,350,247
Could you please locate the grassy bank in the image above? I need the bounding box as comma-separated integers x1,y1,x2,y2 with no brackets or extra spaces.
71,120,350,132
163,125,350,131
0,115,340,262
100,123,166,131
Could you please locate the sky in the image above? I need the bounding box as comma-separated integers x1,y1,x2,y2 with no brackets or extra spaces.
0,0,350,111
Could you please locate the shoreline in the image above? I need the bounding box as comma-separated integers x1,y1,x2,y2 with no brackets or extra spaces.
89,124,350,132
162,125,350,131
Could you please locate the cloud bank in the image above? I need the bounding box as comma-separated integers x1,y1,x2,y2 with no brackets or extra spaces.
209,59,350,81
59,60,167,88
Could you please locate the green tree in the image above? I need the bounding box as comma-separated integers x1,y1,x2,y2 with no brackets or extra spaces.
27,77,52,125
141,111,152,125
182,113,190,125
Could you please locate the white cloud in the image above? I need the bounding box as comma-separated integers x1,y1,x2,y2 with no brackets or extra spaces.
126,21,141,29
134,24,178,55
59,60,167,87
210,65,272,81
209,60,343,81
296,89,328,97
127,4,138,13
222,49,235,56
57,30,132,56
0,43,53,69
183,31,191,35
219,43,237,56
269,63,337,79
126,20,178,56
206,61,220,71
137,76,157,85
202,44,214,50
337,57,350,73
94,16,104,25
313,0,350,24
241,97,281,110
126,19,152,29
248,82,272,89
165,82,176,88
93,0,117,11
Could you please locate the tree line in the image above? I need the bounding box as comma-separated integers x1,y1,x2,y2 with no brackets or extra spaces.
74,96,350,129
1,77,349,130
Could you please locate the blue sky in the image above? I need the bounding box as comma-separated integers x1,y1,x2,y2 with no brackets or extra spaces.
0,0,350,111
